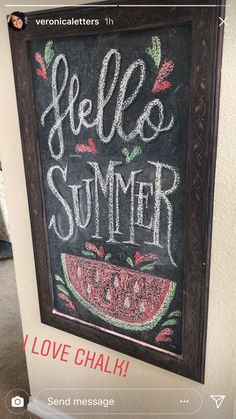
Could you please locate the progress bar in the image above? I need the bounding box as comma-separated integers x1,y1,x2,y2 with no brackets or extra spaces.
4,4,230,7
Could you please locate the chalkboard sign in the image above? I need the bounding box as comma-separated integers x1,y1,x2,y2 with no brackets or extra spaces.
9,0,225,382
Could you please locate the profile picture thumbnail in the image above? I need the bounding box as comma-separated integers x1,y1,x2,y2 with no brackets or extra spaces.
8,11,28,31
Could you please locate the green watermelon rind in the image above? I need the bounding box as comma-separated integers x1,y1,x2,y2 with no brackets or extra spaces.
61,253,176,332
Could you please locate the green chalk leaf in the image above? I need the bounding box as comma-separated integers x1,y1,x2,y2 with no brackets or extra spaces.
152,36,161,68
140,262,158,271
57,284,69,296
146,36,161,68
161,319,178,327
44,40,54,67
126,257,134,268
82,250,97,258
121,148,129,157
45,40,53,51
168,310,181,318
55,275,65,285
129,146,142,162
105,253,111,261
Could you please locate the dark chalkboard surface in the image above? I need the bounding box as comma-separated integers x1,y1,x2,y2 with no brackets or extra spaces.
30,25,191,355
9,0,225,382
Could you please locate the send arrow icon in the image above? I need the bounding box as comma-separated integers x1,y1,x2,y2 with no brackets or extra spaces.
210,395,226,409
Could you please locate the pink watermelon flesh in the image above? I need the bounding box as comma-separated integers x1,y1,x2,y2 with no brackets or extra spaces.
61,254,176,331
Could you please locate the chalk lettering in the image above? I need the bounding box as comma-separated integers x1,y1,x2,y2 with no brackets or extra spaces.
115,171,142,244
47,160,179,266
88,161,121,242
68,179,93,229
41,50,174,160
135,181,153,229
145,162,180,266
47,165,74,241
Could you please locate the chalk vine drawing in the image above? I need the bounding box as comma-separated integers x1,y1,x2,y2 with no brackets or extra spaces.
126,250,158,272
146,36,161,68
134,250,157,266
75,137,97,154
152,59,175,94
121,146,142,164
155,327,173,343
44,40,54,67
55,274,76,312
146,36,175,93
81,242,110,260
58,252,176,331
35,52,47,80
155,310,181,345
81,244,159,272
35,40,54,80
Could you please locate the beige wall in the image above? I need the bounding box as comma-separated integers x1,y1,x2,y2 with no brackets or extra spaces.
0,170,10,241
0,2,236,418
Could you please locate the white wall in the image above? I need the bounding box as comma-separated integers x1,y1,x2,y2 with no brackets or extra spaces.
0,1,236,418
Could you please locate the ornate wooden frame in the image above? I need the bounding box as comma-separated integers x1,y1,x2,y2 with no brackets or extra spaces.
9,0,225,382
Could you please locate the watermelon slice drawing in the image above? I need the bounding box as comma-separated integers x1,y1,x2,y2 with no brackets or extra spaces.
61,253,176,332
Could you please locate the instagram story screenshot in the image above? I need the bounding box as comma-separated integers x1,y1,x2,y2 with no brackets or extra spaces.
0,0,235,418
